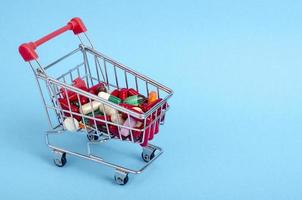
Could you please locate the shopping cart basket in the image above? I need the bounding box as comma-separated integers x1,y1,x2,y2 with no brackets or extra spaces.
19,17,173,185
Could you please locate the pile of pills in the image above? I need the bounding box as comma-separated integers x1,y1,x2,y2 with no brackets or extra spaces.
60,77,166,143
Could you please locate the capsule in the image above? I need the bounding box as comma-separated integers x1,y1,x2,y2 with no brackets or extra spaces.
88,115,110,126
98,91,121,104
61,77,87,100
110,89,120,97
72,77,87,89
58,98,81,121
148,91,158,104
119,88,128,100
110,113,125,125
61,86,89,102
108,124,119,135
80,101,101,115
127,88,139,96
88,82,107,95
123,95,145,106
119,104,143,113
63,117,79,132
120,117,137,137
119,104,143,119
99,103,118,116
140,98,162,112
77,96,88,105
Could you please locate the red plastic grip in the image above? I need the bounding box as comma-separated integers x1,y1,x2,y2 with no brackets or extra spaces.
19,17,87,62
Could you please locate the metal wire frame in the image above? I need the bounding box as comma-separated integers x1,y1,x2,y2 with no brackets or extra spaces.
31,44,172,144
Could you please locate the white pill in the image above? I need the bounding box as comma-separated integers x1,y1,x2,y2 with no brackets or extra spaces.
63,117,79,132
98,91,110,100
99,103,118,116
132,107,143,113
110,113,125,125
80,101,101,114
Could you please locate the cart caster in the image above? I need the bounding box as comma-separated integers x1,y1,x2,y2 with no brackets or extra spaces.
53,151,67,167
114,170,129,185
87,132,100,142
141,146,156,162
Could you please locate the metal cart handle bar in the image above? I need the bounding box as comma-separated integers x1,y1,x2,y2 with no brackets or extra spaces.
19,17,86,62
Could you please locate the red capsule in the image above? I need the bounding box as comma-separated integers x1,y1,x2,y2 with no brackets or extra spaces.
88,115,110,126
60,77,88,101
110,89,120,97
108,124,118,135
127,88,139,96
140,98,162,112
119,88,128,100
88,82,106,95
58,98,79,113
108,125,127,141
79,96,88,105
58,98,81,121
60,88,74,100
132,129,143,141
72,77,87,89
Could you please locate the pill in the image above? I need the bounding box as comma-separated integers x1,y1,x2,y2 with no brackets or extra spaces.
110,89,120,97
108,124,119,135
119,104,144,119
58,98,79,113
88,115,110,126
63,117,79,132
132,107,143,113
140,98,162,112
61,77,88,101
120,117,137,137
72,77,87,89
119,104,143,113
98,91,121,104
80,101,101,115
78,96,88,105
119,88,128,100
110,113,125,125
88,82,107,95
78,122,94,130
58,98,82,121
148,91,158,104
99,103,118,116
123,95,145,106
127,88,139,96
135,120,143,127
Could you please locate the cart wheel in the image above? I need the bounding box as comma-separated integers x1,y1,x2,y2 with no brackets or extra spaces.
141,146,156,162
87,133,100,142
114,171,129,185
53,152,67,167
141,151,155,162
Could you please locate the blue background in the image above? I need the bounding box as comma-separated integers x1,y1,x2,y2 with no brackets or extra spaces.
1,0,302,199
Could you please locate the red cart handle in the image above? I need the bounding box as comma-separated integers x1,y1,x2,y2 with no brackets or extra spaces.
19,17,87,62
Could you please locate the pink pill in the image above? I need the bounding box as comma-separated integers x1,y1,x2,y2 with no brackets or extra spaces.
120,117,136,137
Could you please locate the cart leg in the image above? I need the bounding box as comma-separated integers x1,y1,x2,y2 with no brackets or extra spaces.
53,150,67,167
141,145,156,162
114,170,129,185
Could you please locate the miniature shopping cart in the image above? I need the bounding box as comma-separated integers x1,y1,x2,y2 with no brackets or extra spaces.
19,17,173,185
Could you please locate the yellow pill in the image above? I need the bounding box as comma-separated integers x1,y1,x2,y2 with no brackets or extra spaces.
148,91,158,103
